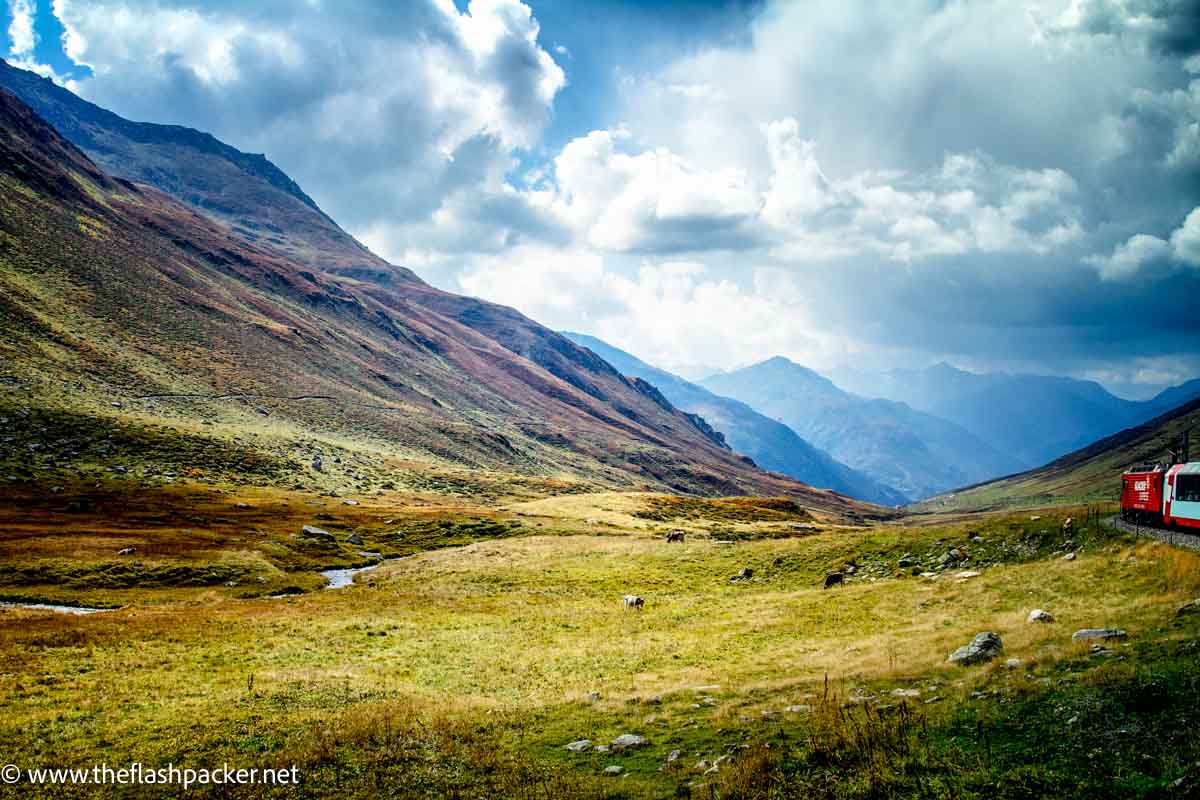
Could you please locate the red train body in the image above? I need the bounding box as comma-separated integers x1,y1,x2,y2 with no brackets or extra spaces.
1121,462,1200,529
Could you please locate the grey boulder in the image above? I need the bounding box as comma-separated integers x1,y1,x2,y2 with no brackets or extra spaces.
611,734,648,751
300,525,335,542
948,632,1004,665
1071,628,1127,643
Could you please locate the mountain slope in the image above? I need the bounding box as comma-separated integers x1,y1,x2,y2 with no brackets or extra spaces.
834,363,1200,469
914,395,1200,512
0,87,881,519
0,58,410,285
562,333,909,506
702,357,1022,500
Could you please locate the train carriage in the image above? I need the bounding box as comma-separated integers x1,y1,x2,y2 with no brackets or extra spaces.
1164,462,1200,530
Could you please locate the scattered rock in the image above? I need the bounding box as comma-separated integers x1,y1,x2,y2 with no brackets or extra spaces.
345,533,364,546
602,765,623,776
938,548,965,566
891,688,920,698
666,530,685,543
594,745,610,753
255,406,269,416
1028,608,1055,623
948,632,1004,665
117,547,135,556
300,525,335,542
1072,628,1127,643
311,456,323,472
611,734,648,751
1005,658,1023,669
730,567,754,582
1063,552,1076,561
585,690,601,702
667,750,681,763
783,704,812,713
955,570,981,579
343,499,359,506
235,502,251,510
897,555,916,568
565,740,592,753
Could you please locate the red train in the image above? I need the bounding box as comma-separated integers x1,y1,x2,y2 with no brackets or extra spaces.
1121,462,1200,529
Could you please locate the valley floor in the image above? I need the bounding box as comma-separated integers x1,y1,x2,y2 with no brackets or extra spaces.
1,482,1198,799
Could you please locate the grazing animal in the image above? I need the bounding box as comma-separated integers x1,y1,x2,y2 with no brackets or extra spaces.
823,571,845,589
666,530,685,544
623,595,645,611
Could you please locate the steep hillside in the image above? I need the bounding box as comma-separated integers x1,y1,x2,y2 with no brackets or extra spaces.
0,87,880,518
0,59,410,284
914,395,1200,512
834,362,1200,469
702,358,1022,500
563,333,908,506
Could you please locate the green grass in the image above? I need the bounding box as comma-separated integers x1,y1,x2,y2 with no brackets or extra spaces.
0,493,1197,799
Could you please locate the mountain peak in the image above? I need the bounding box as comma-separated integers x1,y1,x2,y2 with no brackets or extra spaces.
0,58,419,285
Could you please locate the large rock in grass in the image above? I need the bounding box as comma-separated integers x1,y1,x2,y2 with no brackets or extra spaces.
611,734,648,751
1176,599,1200,617
345,533,364,546
1028,609,1055,623
948,632,1004,665
1071,628,1127,643
299,525,335,542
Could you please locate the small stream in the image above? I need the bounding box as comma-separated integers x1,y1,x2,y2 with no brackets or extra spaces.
4,554,406,611
320,562,383,589
319,553,408,589
0,601,111,615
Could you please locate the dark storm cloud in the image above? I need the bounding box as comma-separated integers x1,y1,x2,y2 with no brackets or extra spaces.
12,0,1198,388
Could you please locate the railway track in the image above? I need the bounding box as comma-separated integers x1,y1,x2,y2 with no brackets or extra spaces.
1104,515,1200,552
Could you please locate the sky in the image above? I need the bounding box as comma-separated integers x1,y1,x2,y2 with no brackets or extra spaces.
3,0,1199,398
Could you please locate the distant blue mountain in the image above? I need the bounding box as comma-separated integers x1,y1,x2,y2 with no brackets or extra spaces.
833,364,1200,470
563,333,909,506
701,357,1023,501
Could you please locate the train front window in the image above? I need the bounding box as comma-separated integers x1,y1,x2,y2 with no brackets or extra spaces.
1177,475,1200,503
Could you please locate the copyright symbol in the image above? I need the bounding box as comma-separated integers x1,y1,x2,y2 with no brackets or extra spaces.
1,764,19,783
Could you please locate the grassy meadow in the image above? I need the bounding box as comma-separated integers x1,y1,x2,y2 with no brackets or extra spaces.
1,477,1199,798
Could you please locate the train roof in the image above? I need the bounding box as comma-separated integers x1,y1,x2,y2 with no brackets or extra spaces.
1169,462,1200,475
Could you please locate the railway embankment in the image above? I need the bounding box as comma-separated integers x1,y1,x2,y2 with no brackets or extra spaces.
1106,515,1200,551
